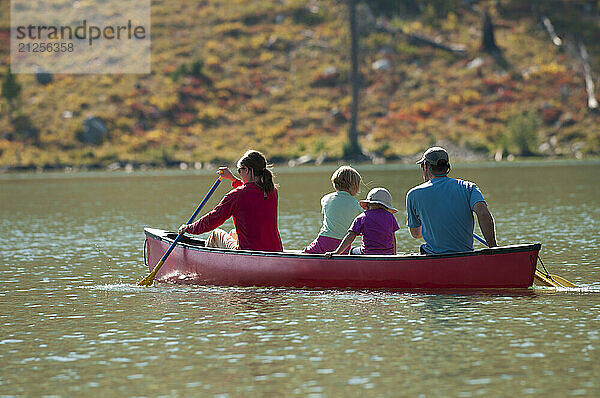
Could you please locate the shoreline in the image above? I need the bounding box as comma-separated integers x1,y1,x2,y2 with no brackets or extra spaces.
2,156,598,179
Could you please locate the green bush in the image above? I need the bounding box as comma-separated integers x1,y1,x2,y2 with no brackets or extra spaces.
171,58,206,81
1,67,21,113
506,111,540,156
292,6,326,26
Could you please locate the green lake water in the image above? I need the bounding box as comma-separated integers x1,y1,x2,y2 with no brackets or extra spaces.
1,161,599,397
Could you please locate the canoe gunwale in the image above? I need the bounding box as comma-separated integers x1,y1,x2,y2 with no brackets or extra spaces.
144,227,541,262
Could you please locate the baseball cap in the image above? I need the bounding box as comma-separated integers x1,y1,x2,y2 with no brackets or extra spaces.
416,146,450,166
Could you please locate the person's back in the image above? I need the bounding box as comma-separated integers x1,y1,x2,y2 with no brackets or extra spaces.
319,191,362,239
304,166,363,254
180,150,283,252
232,181,282,251
406,146,497,254
351,207,399,255
406,177,483,253
326,188,399,256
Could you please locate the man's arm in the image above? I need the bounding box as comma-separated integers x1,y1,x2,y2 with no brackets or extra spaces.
406,191,422,240
473,201,497,247
409,226,422,239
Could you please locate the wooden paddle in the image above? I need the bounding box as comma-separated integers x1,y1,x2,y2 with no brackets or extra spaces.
538,273,576,288
473,234,576,288
138,175,223,286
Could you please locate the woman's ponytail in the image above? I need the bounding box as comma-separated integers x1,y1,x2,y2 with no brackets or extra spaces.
260,168,275,195
237,150,277,198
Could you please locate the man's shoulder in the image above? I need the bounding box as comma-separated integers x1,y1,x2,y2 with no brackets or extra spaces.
434,177,479,191
452,178,477,187
451,178,482,195
407,181,433,196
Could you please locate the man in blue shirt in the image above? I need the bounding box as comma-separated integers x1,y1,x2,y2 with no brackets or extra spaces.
406,146,497,254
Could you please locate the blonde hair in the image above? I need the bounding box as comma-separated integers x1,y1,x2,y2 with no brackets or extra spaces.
331,166,361,193
368,203,387,210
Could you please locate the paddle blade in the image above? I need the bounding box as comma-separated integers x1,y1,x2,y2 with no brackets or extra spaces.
534,271,559,287
549,274,577,287
534,270,576,288
138,260,164,286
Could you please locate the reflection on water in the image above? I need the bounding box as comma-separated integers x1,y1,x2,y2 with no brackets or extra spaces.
1,162,599,396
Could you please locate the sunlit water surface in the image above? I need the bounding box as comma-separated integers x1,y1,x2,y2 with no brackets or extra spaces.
1,162,599,396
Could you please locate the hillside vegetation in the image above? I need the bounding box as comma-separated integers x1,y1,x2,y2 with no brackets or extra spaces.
0,0,599,170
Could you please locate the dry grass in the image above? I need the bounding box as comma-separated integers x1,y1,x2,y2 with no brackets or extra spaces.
0,0,598,169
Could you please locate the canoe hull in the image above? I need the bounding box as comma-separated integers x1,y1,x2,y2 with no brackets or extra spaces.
144,228,539,289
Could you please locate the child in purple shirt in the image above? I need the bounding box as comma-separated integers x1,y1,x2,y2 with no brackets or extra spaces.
325,188,399,256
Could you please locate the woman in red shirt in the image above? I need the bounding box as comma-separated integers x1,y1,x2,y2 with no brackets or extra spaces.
178,150,283,252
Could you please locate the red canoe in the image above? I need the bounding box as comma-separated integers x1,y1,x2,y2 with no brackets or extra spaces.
144,228,540,289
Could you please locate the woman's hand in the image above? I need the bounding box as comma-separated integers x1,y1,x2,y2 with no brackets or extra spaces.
178,224,188,235
218,167,236,181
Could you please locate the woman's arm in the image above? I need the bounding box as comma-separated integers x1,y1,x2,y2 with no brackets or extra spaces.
183,190,238,235
218,167,236,182
218,167,243,188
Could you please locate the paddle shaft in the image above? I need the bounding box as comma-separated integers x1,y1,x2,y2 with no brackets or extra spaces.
138,177,223,286
473,233,489,247
473,233,575,287
157,177,223,262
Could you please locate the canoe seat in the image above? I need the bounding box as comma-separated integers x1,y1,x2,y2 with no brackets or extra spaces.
165,232,206,247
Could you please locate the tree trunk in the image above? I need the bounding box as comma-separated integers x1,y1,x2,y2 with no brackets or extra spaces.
346,0,362,158
579,42,599,110
481,9,499,53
